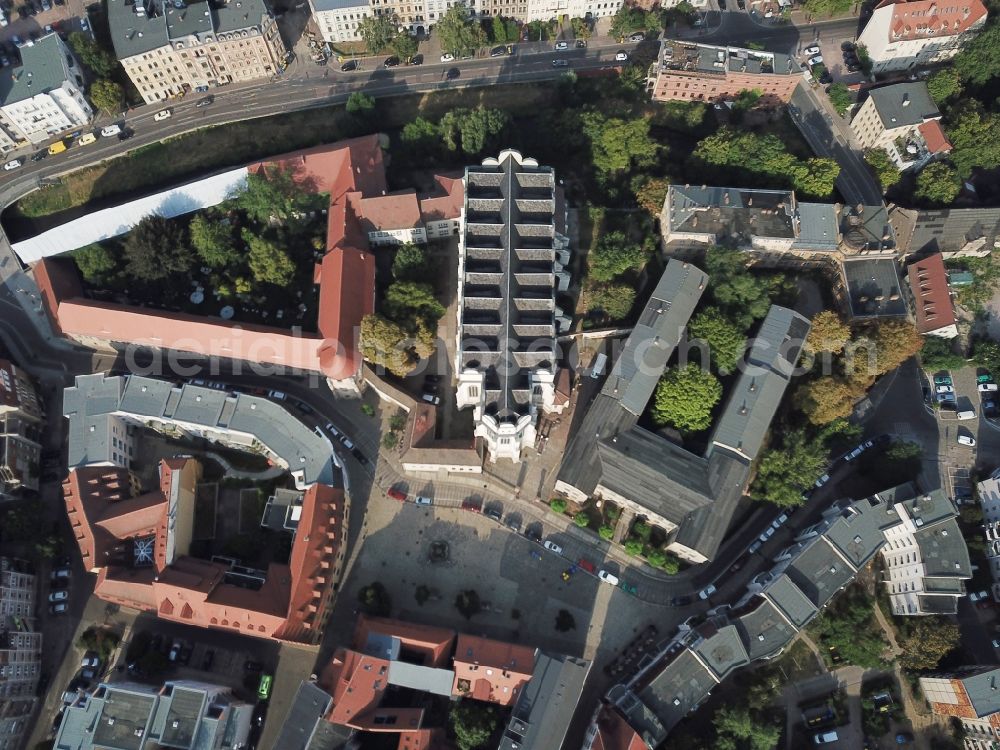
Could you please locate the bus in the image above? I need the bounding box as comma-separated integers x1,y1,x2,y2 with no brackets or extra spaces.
257,674,273,701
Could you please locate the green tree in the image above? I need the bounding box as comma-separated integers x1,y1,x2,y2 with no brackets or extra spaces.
915,162,962,205
898,617,960,672
802,0,853,13
588,283,636,320
687,306,746,374
436,3,485,56
357,14,398,53
927,67,962,105
361,314,418,376
826,82,852,115
714,707,782,750
945,103,1000,178
704,245,776,329
68,32,116,76
89,79,123,113
189,213,237,267
796,376,864,425
574,511,591,528
588,231,646,282
811,586,888,669
953,23,1000,86
550,497,567,514
235,167,311,223
610,5,648,38
401,117,440,154
124,215,193,281
651,365,722,432
450,701,499,750
570,16,592,39
454,589,481,619
245,232,295,285
581,112,659,180
752,429,826,506
384,281,445,322
633,176,669,217
391,31,418,61
793,157,841,198
975,339,1000,372
357,582,392,617
920,336,965,370
804,310,851,355
864,148,902,189
73,243,116,283
440,107,509,155
391,243,427,281
346,91,375,115
598,525,614,540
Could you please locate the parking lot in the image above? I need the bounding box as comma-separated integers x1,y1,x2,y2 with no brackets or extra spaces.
0,0,90,60
794,33,868,87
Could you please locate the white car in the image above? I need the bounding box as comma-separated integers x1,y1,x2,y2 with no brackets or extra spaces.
3,159,22,171
808,55,824,67
615,50,629,62
958,434,977,446
770,511,789,530
48,590,68,603
598,570,619,586
758,526,775,543
804,44,821,56
338,434,355,450
814,473,830,488
542,540,563,554
414,495,433,505
698,584,716,600
993,639,1000,649
153,109,172,122
936,384,955,394
979,382,999,392
747,539,763,554
325,422,341,438
440,53,455,62
554,41,569,50
100,124,121,137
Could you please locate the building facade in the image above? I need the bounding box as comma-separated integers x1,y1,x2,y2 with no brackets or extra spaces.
921,668,1000,750
107,0,287,105
455,149,570,463
0,360,42,502
856,0,988,73
0,34,92,151
850,82,951,170
0,557,41,750
649,40,801,106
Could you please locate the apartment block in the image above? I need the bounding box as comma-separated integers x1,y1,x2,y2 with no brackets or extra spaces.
0,557,41,750
850,82,951,170
921,668,1000,750
649,40,801,106
0,359,43,422
976,468,1000,601
0,415,42,500
310,0,371,43
857,0,987,73
54,679,253,750
0,33,92,151
107,0,287,105
455,149,570,463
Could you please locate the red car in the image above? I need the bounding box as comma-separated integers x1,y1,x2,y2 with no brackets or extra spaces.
577,558,596,574
387,488,407,502
461,497,482,513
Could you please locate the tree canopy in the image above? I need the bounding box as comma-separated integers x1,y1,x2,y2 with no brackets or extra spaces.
346,91,375,115
927,68,962,105
588,284,636,320
588,231,647,282
713,707,782,750
440,107,509,156
190,213,238,268
945,103,1000,178
609,5,650,37
952,23,1000,86
89,79,124,113
436,4,485,56
751,428,827,506
390,31,418,60
826,83,852,115
898,617,960,672
391,243,429,281
384,281,446,322
915,162,962,205
581,111,659,180
68,32,116,77
234,167,313,223
632,176,669,217
810,586,888,669
864,149,901,189
73,243,117,283
704,245,776,329
357,14,398,53
124,216,193,281
651,365,722,432
920,336,965,370
796,376,864,425
245,232,295,286
449,699,499,750
360,314,418,376
804,310,851,355
687,307,746,374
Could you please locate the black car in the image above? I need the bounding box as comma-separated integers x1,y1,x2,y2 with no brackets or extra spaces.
351,448,369,466
383,56,400,68
409,54,423,65
446,67,460,80
670,595,693,606
195,95,214,108
490,45,506,57
485,507,503,522
340,59,358,72
118,128,134,141
841,40,856,51
819,72,833,84
30,151,47,164
524,526,542,542
575,39,586,48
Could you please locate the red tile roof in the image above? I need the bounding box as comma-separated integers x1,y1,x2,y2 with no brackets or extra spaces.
907,253,957,334
589,707,652,750
452,635,535,706
918,120,952,154
877,0,987,41
419,173,464,223
316,248,376,381
350,190,423,233
354,615,456,667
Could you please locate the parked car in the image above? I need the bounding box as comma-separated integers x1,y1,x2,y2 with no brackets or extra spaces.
505,515,521,532
153,109,172,121
48,590,68,603
484,507,502,522
814,731,839,745
977,373,993,384
490,45,507,57
552,59,569,67
808,55,824,66
542,540,563,554
576,39,587,48
387,488,407,502
934,374,953,385
615,50,629,62
770,511,789,530
168,640,183,662
598,570,620,585
51,567,70,581
383,56,400,67
804,44,821,55
758,526,775,543
524,526,542,542
554,41,569,50
338,434,355,450
49,602,68,615
698,584,716,600
461,497,481,513
979,382,998,392
414,495,433,506
195,95,214,108
340,60,358,71
936,384,955,394
747,539,763,554
446,67,460,80
440,53,455,62
2,158,21,170
671,595,692,606
628,32,645,41
895,733,914,745
409,54,423,64
959,434,977,446
814,473,830,489
100,124,121,137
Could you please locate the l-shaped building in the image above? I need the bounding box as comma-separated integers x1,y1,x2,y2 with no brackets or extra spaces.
61,373,349,643
555,258,811,563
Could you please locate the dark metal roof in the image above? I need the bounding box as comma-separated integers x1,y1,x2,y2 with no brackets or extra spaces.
497,653,591,750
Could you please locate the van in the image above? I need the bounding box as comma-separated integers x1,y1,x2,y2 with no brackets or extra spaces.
47,140,67,155
77,133,97,147
813,731,838,745
591,353,608,379
958,409,976,420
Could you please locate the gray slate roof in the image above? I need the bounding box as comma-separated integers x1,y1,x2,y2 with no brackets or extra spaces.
841,257,907,318
763,573,818,627
784,536,857,609
690,623,749,679
960,668,1000,717
498,653,591,750
637,648,717,737
272,681,349,750
822,496,899,569
64,373,127,468
910,208,1000,255
733,597,798,660
868,82,940,129
0,33,70,105
386,662,455,696
668,448,749,561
